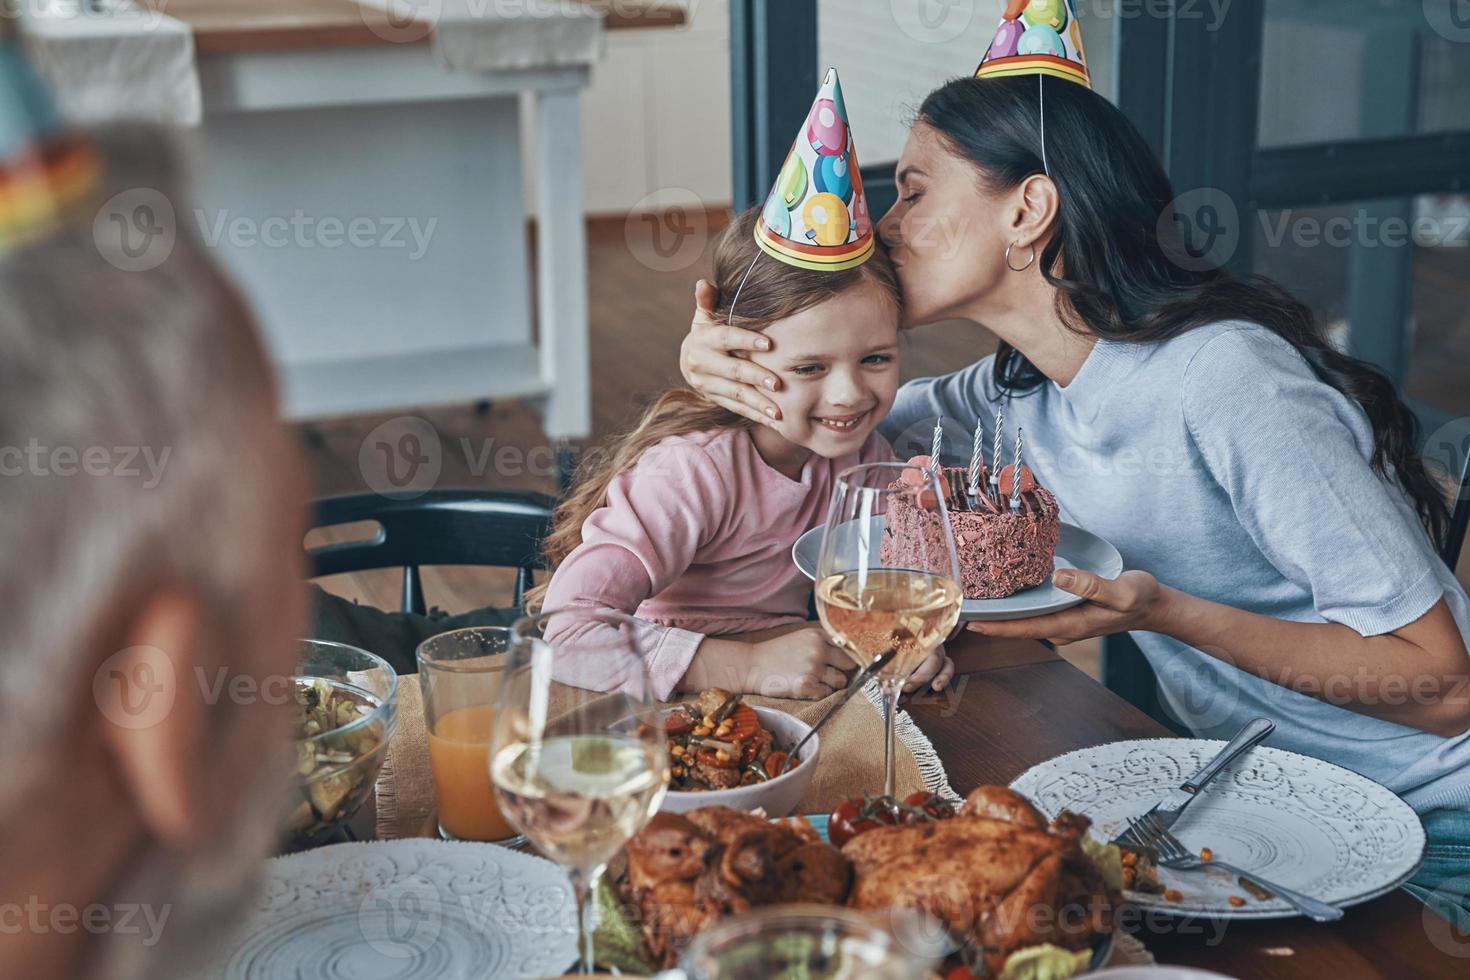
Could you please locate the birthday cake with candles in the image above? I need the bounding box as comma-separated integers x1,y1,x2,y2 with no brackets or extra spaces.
881,422,1061,599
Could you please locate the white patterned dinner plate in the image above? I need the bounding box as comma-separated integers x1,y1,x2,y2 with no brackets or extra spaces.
792,517,1123,622
210,839,578,979
1011,739,1426,920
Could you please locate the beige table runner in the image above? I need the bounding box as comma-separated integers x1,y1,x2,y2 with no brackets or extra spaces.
375,679,955,840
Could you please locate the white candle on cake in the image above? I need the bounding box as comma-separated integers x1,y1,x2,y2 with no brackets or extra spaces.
1009,427,1024,512
989,407,1005,502
967,415,985,499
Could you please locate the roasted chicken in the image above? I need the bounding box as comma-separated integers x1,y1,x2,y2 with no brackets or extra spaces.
621,806,851,967
843,786,1119,976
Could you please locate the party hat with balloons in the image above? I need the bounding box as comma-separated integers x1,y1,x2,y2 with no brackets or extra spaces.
0,20,102,256
976,0,1091,89
754,68,874,272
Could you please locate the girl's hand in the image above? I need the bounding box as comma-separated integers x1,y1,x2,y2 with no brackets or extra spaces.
966,570,1173,644
749,626,854,700
904,647,954,694
679,279,785,425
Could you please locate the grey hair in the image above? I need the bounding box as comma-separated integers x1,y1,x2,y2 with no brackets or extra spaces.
0,125,281,812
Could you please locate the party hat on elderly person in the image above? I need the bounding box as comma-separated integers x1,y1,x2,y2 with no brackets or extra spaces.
753,67,875,273
976,0,1091,90
0,20,102,255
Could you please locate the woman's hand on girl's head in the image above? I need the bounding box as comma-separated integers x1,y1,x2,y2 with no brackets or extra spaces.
965,569,1172,644
680,279,786,426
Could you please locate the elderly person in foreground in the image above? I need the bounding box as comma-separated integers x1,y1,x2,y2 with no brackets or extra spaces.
0,113,308,979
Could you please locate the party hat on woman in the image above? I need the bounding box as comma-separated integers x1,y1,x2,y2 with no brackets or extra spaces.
0,20,102,256
753,67,874,273
976,0,1091,89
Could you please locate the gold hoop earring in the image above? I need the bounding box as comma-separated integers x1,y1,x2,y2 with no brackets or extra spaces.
1005,242,1036,273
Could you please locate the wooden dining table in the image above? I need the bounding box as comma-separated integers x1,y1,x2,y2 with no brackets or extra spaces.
912,632,1466,978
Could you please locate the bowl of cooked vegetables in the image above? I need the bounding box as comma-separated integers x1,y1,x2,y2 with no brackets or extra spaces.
283,640,398,849
658,689,817,818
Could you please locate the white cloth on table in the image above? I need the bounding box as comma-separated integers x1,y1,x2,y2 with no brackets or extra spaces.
358,0,605,73
21,1,201,126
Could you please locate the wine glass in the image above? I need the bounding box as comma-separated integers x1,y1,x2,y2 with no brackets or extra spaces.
814,462,962,800
678,905,945,979
491,608,670,975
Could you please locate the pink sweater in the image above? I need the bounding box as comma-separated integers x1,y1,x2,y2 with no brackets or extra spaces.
545,427,892,699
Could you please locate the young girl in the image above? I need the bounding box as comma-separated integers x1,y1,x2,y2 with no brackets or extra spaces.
531,208,953,702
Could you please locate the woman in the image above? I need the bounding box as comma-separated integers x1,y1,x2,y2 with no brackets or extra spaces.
681,76,1470,923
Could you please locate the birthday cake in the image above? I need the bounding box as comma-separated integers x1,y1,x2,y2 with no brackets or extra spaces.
881,455,1061,600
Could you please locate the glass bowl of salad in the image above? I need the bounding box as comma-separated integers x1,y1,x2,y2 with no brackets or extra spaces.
283,640,398,849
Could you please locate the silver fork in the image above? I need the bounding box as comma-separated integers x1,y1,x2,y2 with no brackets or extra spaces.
1126,814,1343,922
1112,717,1275,850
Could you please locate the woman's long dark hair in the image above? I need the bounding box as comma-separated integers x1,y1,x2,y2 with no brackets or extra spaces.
918,76,1449,545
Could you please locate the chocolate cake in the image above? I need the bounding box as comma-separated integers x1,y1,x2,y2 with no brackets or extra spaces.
880,455,1061,600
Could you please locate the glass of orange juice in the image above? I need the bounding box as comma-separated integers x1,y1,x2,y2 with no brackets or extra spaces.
416,627,523,845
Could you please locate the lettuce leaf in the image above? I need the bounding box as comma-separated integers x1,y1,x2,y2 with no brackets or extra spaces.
592,878,655,976
1080,834,1125,892
998,944,1093,980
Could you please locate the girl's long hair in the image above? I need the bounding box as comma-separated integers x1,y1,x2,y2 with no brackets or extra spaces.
918,76,1449,545
525,207,902,610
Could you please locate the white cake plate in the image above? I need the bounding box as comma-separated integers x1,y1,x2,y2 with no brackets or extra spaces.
792,517,1124,622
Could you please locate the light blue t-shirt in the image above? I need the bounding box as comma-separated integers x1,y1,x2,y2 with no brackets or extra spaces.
881,321,1470,813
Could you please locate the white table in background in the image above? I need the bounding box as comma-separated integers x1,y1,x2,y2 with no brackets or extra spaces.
171,0,683,439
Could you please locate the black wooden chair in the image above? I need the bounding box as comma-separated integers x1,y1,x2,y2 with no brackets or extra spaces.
1441,451,1470,571
306,489,556,615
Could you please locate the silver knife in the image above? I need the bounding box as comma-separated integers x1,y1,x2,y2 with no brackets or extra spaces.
1112,717,1275,845
779,648,896,776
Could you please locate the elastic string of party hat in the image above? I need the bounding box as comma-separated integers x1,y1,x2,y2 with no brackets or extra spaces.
726,250,761,325
1039,73,1049,178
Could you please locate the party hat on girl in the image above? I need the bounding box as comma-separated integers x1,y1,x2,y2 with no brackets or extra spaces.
976,0,1091,90
0,20,102,256
753,67,874,272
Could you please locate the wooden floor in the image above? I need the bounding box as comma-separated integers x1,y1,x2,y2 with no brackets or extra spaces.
300,210,1470,678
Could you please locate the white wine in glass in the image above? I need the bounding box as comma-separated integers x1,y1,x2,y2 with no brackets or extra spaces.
491,733,666,874
814,462,962,799
492,609,670,975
